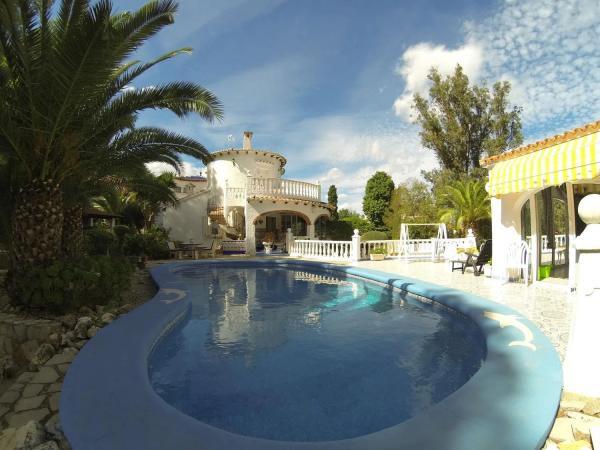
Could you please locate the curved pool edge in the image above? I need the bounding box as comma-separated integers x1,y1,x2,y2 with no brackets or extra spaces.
60,259,562,450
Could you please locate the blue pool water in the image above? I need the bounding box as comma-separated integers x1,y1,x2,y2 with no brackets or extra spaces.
148,266,486,441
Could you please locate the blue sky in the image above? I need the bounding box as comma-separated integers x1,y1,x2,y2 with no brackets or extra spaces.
119,0,600,211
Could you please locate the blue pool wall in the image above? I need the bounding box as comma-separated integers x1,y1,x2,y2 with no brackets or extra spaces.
60,259,562,450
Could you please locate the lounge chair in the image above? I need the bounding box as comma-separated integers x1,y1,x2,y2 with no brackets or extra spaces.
168,241,189,259
195,239,217,258
451,240,492,276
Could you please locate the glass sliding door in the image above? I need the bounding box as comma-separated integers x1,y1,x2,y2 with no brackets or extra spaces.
536,185,569,279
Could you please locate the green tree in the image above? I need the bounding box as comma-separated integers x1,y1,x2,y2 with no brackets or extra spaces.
0,0,222,272
362,172,394,228
327,185,339,220
384,179,437,238
439,179,491,236
413,65,523,175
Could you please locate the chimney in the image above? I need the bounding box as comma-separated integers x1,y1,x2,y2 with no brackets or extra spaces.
243,131,253,150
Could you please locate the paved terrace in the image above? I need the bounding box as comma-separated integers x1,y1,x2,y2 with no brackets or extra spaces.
352,259,575,360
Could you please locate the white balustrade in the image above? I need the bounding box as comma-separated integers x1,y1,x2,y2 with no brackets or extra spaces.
221,239,246,253
359,240,403,259
247,177,321,202
226,187,246,206
290,239,353,262
539,234,567,251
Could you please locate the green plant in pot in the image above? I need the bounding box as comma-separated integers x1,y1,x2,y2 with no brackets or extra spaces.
369,247,387,261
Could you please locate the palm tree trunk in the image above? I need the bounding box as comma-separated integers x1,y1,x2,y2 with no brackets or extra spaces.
62,204,84,258
9,179,63,269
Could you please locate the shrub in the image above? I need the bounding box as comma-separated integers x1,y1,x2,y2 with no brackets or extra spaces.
325,220,354,240
361,230,389,241
84,228,117,255
8,255,134,313
369,247,387,254
112,224,134,248
122,232,169,259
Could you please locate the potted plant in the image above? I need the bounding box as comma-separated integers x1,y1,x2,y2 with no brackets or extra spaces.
263,232,275,255
369,247,386,261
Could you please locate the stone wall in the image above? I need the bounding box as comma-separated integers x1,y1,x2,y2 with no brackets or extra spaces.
0,314,61,366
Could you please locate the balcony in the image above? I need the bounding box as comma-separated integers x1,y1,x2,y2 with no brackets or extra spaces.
246,177,322,202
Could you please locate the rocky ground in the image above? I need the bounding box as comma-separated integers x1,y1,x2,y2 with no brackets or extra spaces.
542,392,600,449
0,265,159,449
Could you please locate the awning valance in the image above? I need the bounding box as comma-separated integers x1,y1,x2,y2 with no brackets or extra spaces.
487,131,600,197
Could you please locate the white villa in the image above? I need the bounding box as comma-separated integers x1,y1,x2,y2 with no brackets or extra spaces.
482,120,600,289
157,132,332,256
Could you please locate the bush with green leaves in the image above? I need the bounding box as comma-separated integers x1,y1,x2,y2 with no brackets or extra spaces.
122,232,169,259
361,230,389,241
8,256,134,313
369,247,387,255
84,228,117,256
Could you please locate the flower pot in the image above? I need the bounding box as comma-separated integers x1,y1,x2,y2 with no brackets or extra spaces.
538,264,552,280
369,253,385,261
263,243,273,255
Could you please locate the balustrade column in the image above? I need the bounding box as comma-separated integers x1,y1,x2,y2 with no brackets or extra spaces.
563,194,600,396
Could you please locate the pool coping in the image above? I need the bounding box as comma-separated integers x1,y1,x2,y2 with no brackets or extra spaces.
60,259,562,450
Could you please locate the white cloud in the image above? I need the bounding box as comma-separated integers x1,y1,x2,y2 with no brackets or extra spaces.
393,41,483,120
146,161,206,177
464,0,600,134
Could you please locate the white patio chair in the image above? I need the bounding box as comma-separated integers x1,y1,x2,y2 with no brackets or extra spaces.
505,240,531,285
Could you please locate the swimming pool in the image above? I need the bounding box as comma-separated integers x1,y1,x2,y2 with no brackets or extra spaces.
60,259,562,450
148,266,486,441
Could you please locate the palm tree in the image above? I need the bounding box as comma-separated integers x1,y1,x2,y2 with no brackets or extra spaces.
0,0,222,271
439,179,490,235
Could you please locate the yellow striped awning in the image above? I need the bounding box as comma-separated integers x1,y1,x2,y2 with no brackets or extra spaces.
487,131,600,197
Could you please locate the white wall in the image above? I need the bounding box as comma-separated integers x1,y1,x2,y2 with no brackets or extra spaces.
161,193,209,242
490,192,529,279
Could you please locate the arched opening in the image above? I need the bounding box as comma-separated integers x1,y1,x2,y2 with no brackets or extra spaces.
520,199,531,245
253,211,309,251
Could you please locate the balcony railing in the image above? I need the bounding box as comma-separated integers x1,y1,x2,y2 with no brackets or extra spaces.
226,187,246,207
246,177,321,202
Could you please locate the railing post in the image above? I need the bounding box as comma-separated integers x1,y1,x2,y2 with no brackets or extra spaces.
286,228,294,255
351,229,361,262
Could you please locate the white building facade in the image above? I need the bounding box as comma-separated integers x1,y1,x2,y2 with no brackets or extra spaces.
158,132,332,255
482,121,600,288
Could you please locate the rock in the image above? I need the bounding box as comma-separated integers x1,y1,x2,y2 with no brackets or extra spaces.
21,340,40,361
572,418,593,441
22,384,44,398
86,326,99,339
0,389,20,404
94,305,104,314
73,317,93,339
117,303,132,315
74,340,87,350
14,395,46,413
44,414,62,439
31,367,59,384
30,344,55,368
48,393,59,412
47,334,60,348
557,440,592,450
59,315,76,330
32,442,59,450
0,428,17,449
78,306,94,316
561,400,586,412
16,372,35,384
8,408,50,428
45,352,75,366
0,355,17,379
100,313,115,324
583,399,600,416
550,417,575,443
13,420,46,449
543,440,560,450
566,412,600,426
60,331,74,347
